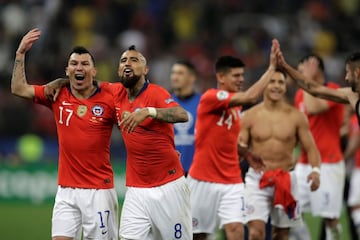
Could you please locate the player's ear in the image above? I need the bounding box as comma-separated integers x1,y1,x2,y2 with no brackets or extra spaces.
355,66,360,79
65,67,69,76
144,66,149,75
216,72,225,84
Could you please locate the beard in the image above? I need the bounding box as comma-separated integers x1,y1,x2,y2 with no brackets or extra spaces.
120,74,141,89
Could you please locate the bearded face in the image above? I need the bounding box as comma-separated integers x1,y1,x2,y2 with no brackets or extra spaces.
120,74,141,89
118,49,148,89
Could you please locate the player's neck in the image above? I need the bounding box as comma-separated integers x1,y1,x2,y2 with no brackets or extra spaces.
264,98,285,110
127,78,147,100
71,84,97,99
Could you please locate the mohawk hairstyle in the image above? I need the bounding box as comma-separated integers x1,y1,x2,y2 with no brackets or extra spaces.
128,45,136,51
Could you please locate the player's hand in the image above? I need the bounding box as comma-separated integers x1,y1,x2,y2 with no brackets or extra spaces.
275,42,286,68
44,78,69,101
119,108,149,133
245,152,266,173
16,28,41,55
307,171,320,191
269,38,279,70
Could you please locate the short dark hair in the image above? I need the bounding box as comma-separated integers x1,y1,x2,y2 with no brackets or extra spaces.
215,56,245,73
174,59,197,75
346,51,360,64
275,67,287,79
69,46,95,65
299,53,324,72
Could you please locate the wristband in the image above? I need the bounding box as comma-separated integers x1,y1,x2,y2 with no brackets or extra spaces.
147,107,157,118
311,166,321,175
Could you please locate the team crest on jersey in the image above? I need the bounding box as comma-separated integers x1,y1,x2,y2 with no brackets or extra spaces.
216,90,229,100
77,105,87,117
165,98,175,104
92,105,104,116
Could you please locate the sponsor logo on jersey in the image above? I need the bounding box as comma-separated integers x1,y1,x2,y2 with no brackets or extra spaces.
216,90,229,100
77,105,87,117
92,105,104,116
62,100,72,106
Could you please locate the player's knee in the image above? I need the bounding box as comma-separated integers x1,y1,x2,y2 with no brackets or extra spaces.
224,222,244,237
272,228,289,240
193,233,207,240
248,227,265,240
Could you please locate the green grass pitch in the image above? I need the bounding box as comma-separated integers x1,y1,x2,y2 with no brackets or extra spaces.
0,203,352,239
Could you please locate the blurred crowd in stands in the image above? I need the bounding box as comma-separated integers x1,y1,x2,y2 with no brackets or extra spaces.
0,0,360,162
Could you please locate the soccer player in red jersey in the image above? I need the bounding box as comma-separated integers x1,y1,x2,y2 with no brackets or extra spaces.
291,54,345,240
187,40,278,240
114,45,192,239
11,28,120,240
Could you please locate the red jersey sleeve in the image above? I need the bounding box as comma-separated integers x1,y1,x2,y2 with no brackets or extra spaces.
33,85,52,108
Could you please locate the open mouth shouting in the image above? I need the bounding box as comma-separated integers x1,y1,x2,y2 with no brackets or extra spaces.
75,73,85,81
124,68,133,77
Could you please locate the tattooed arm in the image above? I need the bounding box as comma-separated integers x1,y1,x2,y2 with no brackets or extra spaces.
276,46,350,104
11,28,41,99
120,106,188,133
153,106,188,123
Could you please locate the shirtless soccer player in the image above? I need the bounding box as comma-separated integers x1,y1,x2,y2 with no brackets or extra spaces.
238,69,321,240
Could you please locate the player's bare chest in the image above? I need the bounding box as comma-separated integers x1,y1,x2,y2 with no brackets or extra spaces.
251,112,296,141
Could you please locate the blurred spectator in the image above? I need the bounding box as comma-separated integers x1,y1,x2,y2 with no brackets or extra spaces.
1,0,360,163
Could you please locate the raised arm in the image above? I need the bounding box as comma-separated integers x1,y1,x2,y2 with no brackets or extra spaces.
11,28,41,99
299,57,331,114
228,39,278,107
276,48,349,104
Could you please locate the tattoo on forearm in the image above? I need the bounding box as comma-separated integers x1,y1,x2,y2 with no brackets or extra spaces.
296,78,312,91
12,59,26,85
157,107,187,123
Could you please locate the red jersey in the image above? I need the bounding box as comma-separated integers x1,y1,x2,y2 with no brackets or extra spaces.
189,89,243,184
114,81,184,187
33,83,119,188
294,82,344,164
